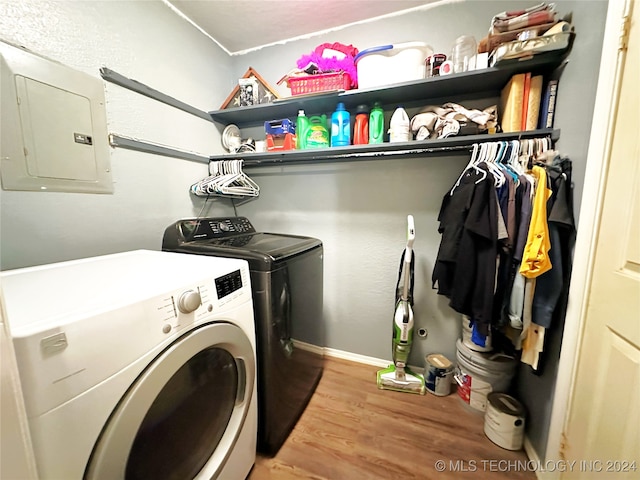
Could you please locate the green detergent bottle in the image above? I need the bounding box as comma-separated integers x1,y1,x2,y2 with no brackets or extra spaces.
305,115,330,149
296,110,310,149
369,102,385,144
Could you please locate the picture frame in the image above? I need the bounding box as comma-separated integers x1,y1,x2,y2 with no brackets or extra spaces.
238,77,258,106
220,67,281,109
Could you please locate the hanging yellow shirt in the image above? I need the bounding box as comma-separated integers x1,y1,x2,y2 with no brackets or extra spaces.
520,166,552,278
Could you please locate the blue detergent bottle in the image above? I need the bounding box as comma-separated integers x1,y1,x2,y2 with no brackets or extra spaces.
331,102,350,147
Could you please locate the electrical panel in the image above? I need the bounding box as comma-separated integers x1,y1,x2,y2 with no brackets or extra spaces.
0,41,113,194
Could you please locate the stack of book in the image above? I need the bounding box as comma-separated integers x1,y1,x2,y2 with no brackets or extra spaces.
500,70,562,133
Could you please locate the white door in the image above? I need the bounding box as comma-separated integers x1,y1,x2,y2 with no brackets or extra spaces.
560,1,640,478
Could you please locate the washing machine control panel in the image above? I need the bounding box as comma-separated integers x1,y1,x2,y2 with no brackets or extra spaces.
156,264,251,336
177,289,201,314
214,269,244,299
177,217,255,240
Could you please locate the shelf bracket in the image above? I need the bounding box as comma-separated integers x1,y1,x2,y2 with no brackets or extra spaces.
100,67,214,123
109,134,209,163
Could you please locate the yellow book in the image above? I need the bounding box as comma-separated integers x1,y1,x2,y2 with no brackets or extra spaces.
500,73,526,133
526,75,544,131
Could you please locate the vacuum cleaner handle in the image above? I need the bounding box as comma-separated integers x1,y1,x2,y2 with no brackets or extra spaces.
405,214,415,261
395,251,415,305
395,214,416,305
401,215,415,302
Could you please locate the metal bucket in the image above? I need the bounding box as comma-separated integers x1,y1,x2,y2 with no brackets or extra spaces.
424,353,453,396
484,393,526,450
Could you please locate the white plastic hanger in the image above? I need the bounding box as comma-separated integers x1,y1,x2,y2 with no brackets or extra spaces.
450,143,487,195
191,160,259,198
480,142,505,188
507,140,524,176
217,160,259,196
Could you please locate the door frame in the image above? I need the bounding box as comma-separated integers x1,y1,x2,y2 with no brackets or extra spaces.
543,0,632,474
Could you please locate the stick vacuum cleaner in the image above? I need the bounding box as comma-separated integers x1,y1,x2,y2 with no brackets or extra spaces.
377,215,426,395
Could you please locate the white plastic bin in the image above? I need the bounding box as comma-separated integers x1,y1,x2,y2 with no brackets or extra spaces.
355,42,434,89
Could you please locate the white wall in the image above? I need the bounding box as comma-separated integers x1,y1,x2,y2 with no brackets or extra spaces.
0,0,235,270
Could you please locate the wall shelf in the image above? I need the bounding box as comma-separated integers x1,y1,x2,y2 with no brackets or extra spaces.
210,129,559,167
209,54,567,129
208,53,566,167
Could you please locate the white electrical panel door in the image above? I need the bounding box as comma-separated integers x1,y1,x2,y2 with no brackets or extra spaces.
0,42,113,194
16,76,98,181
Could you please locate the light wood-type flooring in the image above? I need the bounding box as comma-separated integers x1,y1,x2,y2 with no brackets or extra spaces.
248,356,535,480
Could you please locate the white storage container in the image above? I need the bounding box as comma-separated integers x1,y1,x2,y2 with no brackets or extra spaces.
484,393,526,450
355,42,434,89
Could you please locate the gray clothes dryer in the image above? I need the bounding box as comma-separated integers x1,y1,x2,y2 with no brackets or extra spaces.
162,217,324,455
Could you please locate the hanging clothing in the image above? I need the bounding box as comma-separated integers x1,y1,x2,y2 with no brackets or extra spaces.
522,157,576,370
520,166,552,278
505,175,534,328
521,323,545,369
532,158,576,328
433,163,498,336
493,172,518,327
432,143,575,366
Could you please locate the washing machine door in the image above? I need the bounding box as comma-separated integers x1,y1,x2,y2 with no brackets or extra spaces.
85,322,255,480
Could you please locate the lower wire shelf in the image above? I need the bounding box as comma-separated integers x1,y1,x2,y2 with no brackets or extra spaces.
210,129,559,167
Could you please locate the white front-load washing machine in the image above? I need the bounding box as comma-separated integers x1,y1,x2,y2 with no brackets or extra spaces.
1,250,257,480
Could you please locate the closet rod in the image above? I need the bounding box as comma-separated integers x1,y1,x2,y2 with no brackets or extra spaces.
109,134,209,163
100,67,214,123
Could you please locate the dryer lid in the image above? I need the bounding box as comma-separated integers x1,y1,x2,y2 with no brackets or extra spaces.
172,233,321,266
162,218,322,268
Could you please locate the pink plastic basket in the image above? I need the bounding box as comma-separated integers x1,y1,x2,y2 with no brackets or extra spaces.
287,72,352,95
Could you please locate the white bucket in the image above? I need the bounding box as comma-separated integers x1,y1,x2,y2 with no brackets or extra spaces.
455,339,516,412
484,393,526,450
355,42,434,89
461,315,492,352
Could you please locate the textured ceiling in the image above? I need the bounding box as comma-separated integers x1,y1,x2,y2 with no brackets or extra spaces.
165,0,437,55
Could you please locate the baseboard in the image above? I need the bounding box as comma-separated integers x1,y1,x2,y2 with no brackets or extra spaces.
524,436,556,480
291,339,325,356
323,347,391,368
293,341,422,371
